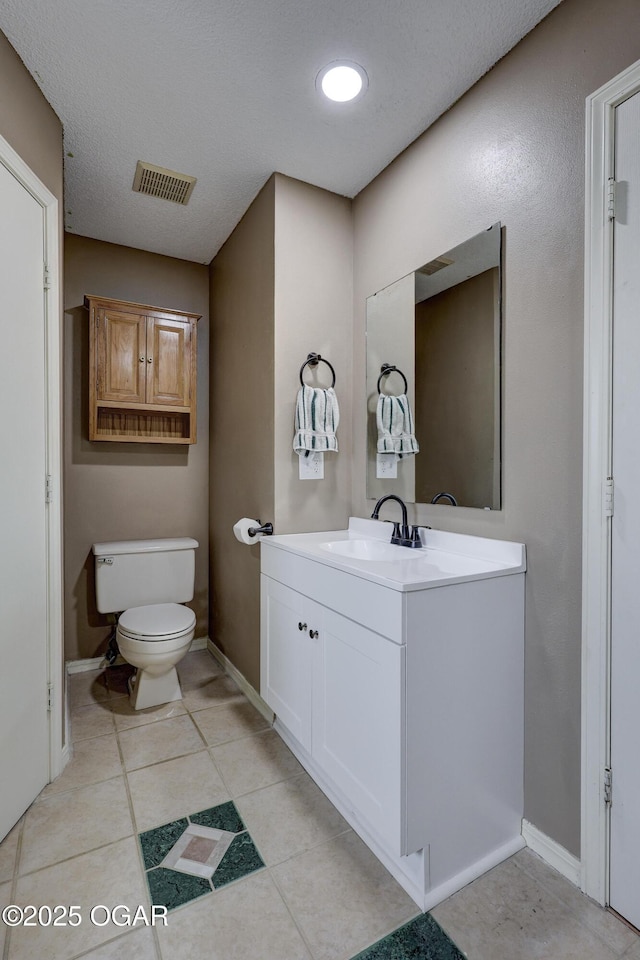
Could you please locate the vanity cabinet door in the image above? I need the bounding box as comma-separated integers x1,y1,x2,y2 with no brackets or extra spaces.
260,576,313,752
312,608,405,855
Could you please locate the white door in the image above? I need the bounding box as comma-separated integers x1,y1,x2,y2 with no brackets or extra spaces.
610,88,640,930
0,160,50,838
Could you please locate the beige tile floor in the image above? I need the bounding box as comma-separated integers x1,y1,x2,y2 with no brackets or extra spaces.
1,648,637,960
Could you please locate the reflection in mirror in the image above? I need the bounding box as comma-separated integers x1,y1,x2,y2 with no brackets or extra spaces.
366,223,502,509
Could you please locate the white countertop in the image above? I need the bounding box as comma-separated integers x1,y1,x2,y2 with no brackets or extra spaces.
261,518,526,592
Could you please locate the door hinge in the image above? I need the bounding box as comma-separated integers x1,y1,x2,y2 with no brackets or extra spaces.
45,474,53,503
47,682,54,713
604,766,612,805
607,179,616,221
604,476,614,517
43,263,51,290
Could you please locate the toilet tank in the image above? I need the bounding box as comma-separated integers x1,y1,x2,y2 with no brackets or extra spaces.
92,538,198,613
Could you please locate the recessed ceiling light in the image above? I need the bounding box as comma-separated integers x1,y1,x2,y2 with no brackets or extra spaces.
316,61,368,103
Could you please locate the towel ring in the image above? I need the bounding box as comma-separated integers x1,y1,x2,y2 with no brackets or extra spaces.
377,363,408,395
299,353,336,388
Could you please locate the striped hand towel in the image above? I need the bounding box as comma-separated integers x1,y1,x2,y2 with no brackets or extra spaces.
376,393,419,457
293,385,339,455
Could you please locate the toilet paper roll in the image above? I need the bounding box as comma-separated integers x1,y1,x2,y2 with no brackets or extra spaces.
233,518,263,545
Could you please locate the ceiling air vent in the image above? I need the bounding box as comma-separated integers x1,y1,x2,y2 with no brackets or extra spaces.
132,161,196,205
417,255,454,277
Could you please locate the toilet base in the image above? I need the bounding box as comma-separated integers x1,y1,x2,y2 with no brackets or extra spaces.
128,666,183,710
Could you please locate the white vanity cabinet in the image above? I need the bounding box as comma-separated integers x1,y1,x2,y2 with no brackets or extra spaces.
260,520,526,911
262,573,404,852
260,577,314,752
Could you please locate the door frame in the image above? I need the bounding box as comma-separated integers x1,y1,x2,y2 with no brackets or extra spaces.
0,132,65,782
582,57,640,906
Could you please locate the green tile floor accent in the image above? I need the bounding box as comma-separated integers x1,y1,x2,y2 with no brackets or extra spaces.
212,831,265,890
139,818,189,870
350,913,466,960
139,801,264,912
146,867,212,912
190,800,245,834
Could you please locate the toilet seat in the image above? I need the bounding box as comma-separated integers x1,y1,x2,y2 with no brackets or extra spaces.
118,602,196,642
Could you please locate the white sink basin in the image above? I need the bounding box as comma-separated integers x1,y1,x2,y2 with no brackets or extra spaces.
321,539,424,562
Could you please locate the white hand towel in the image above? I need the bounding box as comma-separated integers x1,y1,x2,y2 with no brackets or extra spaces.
293,385,339,455
376,393,419,457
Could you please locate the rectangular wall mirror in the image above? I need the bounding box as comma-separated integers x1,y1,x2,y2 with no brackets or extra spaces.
366,222,502,510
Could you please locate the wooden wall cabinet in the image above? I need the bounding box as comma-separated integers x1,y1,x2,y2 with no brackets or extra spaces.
85,295,200,444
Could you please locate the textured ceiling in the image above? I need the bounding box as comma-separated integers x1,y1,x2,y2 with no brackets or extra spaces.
1,0,561,263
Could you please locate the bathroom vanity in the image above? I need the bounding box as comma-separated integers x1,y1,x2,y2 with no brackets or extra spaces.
260,518,525,910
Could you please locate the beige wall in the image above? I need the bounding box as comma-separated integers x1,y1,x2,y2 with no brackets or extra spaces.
64,233,210,661
273,174,353,534
209,178,276,689
352,0,640,856
209,174,352,689
0,30,62,202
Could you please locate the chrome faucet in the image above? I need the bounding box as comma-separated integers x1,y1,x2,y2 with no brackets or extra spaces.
370,494,423,549
430,491,458,506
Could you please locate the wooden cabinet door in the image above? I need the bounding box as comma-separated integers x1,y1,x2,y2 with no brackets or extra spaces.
96,308,146,404
146,316,192,406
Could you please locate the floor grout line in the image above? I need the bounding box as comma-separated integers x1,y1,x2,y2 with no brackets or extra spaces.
3,816,25,960
122,743,212,776
14,829,137,881
259,825,355,870
265,863,317,959
68,927,142,960
182,709,211,750
29,771,126,805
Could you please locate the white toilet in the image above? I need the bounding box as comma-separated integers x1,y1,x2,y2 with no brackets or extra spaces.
92,537,198,710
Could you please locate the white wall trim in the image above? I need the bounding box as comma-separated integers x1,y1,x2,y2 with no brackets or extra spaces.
582,57,640,906
207,640,274,724
522,819,581,887
59,741,72,771
0,133,64,782
66,635,209,674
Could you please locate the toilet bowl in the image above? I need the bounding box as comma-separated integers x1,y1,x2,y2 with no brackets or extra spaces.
117,602,196,710
92,537,199,710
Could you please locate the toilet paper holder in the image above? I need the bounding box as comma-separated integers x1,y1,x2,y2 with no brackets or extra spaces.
248,521,274,538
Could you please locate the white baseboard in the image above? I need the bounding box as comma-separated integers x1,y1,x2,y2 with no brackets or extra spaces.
59,741,71,769
66,635,209,674
207,640,274,724
522,819,581,887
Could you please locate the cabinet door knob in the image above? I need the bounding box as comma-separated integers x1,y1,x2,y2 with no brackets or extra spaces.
147,356,153,363
298,622,307,631
309,629,319,639
139,356,145,362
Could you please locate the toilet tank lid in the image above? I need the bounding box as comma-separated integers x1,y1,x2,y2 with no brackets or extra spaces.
92,537,198,557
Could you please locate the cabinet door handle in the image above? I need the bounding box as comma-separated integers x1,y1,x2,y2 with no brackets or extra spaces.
298,622,307,631
147,356,153,363
139,356,145,362
309,629,319,639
